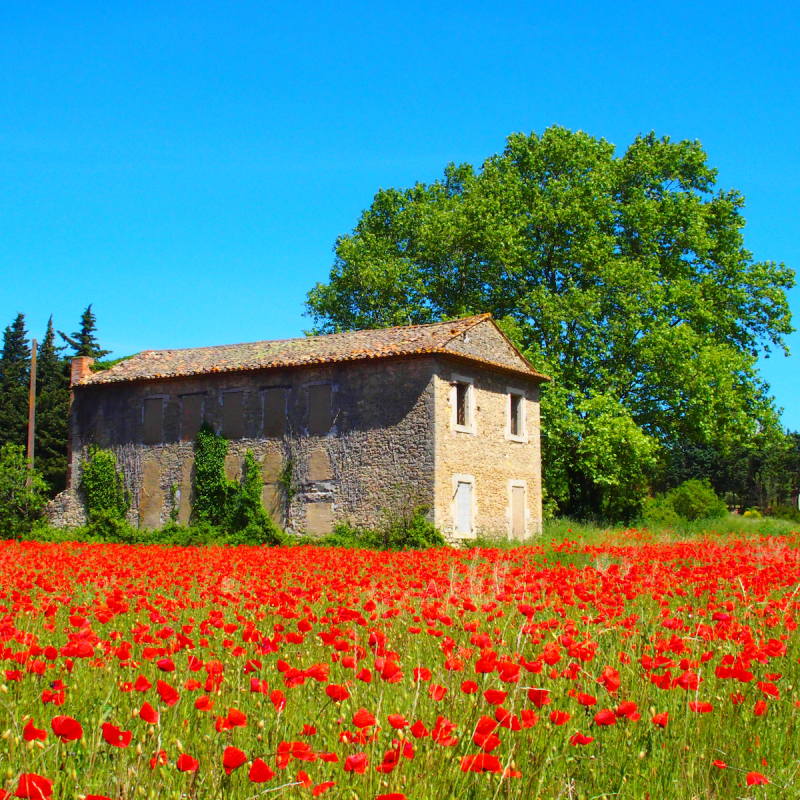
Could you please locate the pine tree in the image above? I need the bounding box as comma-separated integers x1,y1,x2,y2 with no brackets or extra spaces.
35,317,70,493
59,305,111,359
0,314,31,450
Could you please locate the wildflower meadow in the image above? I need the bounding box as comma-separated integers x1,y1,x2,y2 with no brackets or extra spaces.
1,534,799,799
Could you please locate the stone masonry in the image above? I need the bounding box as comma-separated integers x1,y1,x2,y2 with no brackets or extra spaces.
49,315,548,542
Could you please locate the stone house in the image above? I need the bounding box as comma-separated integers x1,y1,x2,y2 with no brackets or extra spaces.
49,314,549,542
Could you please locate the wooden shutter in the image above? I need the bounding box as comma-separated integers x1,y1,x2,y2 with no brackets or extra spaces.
181,394,203,442
263,389,286,438
308,384,332,435
142,398,163,445
456,481,472,535
222,391,244,439
511,485,525,539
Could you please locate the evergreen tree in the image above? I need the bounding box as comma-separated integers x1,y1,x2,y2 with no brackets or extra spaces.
0,314,31,450
59,305,111,359
35,317,70,494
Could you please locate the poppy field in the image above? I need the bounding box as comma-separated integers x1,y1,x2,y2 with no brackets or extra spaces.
1,535,799,799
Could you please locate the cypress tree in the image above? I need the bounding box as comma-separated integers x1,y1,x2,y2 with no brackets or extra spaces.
59,305,111,359
0,314,31,449
35,317,70,494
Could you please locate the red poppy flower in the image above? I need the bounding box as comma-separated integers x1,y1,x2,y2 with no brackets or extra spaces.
483,689,507,706
413,667,432,682
688,701,713,713
651,712,669,728
149,749,167,770
549,710,570,726
713,760,727,769
156,658,175,672
410,720,429,738
429,684,447,701
570,733,594,746
176,754,199,772
325,684,350,702
194,695,214,712
14,774,53,798
352,708,376,729
227,708,247,728
746,772,768,786
754,700,768,717
355,668,372,683
460,754,503,773
223,746,247,775
461,680,479,694
139,702,158,724
156,680,179,707
134,676,151,692
101,722,132,748
387,714,409,729
312,782,336,796
271,690,286,712
527,688,551,708
23,720,47,742
375,795,406,800
344,752,368,774
594,709,616,727
249,758,275,783
51,716,83,742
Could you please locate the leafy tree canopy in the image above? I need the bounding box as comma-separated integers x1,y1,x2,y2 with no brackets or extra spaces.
306,127,795,518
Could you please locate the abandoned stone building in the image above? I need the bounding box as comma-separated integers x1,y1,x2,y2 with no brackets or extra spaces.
49,314,548,542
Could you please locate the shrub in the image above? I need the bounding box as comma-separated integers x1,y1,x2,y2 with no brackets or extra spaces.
770,504,800,524
668,479,728,521
319,505,444,551
0,443,49,539
80,447,130,520
641,496,683,528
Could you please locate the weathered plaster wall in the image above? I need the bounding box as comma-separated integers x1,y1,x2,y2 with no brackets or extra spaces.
432,358,542,542
58,358,437,534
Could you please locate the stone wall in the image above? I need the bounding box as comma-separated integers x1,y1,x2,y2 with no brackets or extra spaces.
432,358,542,542
62,358,438,534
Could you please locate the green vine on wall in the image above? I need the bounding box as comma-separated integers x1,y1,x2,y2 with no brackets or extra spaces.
192,424,285,545
80,446,130,520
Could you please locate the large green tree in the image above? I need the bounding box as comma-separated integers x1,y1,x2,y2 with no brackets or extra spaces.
0,314,31,451
306,127,795,519
35,317,71,493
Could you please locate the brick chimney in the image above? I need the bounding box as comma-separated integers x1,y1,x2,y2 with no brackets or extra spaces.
70,356,95,386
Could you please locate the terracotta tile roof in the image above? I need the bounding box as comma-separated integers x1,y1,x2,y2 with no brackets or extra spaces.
78,314,549,386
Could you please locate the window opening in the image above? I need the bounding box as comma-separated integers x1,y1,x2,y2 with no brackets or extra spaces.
511,485,525,539
510,393,524,437
180,394,203,442
456,382,470,427
143,398,163,445
263,388,287,438
308,384,333,435
222,391,244,439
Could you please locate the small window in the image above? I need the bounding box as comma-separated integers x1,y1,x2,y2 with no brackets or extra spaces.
222,391,244,439
308,384,332,435
455,481,473,535
180,394,203,442
263,388,287,438
510,393,524,437
456,382,470,427
142,398,163,445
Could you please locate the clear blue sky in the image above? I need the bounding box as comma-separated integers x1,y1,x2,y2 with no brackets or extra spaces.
2,1,798,428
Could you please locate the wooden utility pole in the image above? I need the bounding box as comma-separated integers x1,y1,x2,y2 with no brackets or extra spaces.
27,339,37,470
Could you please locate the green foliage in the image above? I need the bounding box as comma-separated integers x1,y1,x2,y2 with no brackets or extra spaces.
0,313,31,451
769,504,800,524
58,304,111,359
192,425,286,545
318,505,444,551
0,443,49,539
80,447,130,520
34,317,70,494
668,479,729,521
306,126,795,520
90,354,137,372
643,478,727,527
